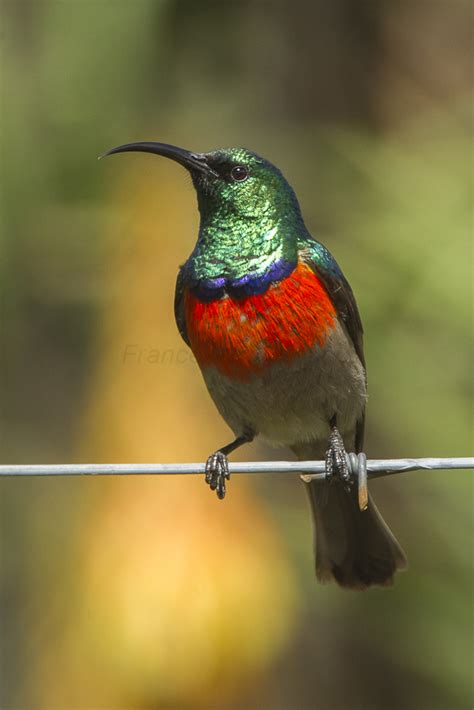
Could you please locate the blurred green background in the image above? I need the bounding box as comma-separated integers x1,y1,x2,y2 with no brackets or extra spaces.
0,1,472,708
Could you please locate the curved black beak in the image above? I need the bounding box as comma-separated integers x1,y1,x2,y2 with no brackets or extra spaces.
100,141,218,177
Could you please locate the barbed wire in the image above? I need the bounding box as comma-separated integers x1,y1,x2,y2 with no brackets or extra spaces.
2,456,470,510
0,457,471,479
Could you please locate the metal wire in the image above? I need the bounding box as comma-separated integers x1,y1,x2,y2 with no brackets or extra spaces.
0,457,472,480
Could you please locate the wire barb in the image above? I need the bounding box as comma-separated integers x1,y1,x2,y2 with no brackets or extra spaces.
0,457,472,478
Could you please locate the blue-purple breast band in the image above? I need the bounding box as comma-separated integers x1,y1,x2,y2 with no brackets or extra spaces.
190,259,296,301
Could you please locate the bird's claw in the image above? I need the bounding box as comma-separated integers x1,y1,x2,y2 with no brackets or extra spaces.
205,451,230,500
325,426,352,491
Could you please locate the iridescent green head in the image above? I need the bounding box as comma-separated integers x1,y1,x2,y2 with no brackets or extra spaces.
190,147,301,221
102,142,307,298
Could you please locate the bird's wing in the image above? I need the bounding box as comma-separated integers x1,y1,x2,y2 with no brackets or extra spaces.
300,238,366,450
174,267,190,346
300,238,365,366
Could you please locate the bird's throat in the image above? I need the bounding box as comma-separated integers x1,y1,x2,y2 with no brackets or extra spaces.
186,215,299,300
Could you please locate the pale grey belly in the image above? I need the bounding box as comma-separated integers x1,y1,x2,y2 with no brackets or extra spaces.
201,321,367,451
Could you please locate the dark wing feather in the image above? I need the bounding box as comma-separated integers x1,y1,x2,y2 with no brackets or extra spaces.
310,262,365,368
300,239,366,451
174,267,190,346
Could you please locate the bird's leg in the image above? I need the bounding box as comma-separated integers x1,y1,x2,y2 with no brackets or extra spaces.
205,431,254,500
325,416,352,491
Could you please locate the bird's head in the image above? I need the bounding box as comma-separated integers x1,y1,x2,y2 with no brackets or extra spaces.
101,142,302,224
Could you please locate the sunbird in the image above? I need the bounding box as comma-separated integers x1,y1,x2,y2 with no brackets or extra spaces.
102,142,407,589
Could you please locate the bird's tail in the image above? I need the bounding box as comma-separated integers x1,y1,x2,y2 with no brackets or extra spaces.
304,478,407,589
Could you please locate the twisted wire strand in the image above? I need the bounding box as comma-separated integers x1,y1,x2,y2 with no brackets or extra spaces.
0,457,472,478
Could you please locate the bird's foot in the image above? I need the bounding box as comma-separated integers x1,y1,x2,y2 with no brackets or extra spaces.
205,451,230,500
325,425,352,491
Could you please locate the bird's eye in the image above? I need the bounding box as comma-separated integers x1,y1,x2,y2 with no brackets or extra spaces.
230,165,249,182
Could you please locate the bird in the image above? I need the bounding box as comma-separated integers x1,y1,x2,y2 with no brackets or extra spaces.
102,141,407,589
